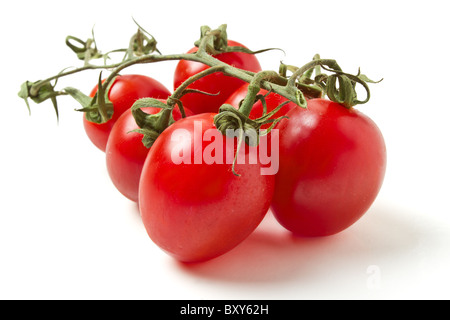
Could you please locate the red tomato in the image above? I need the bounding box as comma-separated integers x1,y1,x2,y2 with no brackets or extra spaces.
139,113,275,262
224,82,298,128
173,40,262,115
84,74,171,152
105,103,193,202
271,98,386,237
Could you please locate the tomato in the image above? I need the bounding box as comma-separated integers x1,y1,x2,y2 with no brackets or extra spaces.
271,98,386,237
224,82,297,128
84,74,171,152
173,40,262,115
105,103,193,202
138,113,275,262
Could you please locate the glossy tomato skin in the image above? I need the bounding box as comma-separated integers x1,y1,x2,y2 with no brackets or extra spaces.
139,113,275,262
271,98,387,237
224,82,297,128
105,104,193,202
173,40,262,115
84,74,171,152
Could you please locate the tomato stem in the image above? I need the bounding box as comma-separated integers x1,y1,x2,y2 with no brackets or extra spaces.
168,65,225,104
238,70,286,117
21,23,380,126
128,65,228,146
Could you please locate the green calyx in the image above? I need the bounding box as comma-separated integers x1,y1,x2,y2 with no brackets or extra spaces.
214,98,290,177
286,55,382,109
213,70,293,147
66,34,103,65
65,73,116,124
316,67,383,108
214,102,288,145
214,104,260,147
114,18,161,62
194,24,229,55
130,98,176,148
18,80,63,119
194,24,283,57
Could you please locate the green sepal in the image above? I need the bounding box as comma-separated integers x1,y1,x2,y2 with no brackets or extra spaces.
129,128,161,149
18,80,61,120
65,28,103,64
319,65,383,108
130,98,175,148
294,89,308,109
357,72,384,84
194,24,229,55
64,74,116,124
64,86,114,124
63,87,92,109
215,104,260,147
101,19,160,63
225,46,284,56
18,81,32,115
194,24,283,58
129,18,160,57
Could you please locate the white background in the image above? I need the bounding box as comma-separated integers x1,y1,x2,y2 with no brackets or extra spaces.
1,0,449,300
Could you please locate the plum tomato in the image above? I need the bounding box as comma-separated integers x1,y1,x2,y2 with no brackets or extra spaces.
84,74,171,152
271,98,387,237
138,113,275,262
173,40,262,115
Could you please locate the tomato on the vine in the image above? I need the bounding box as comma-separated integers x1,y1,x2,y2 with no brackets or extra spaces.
271,98,386,237
138,113,275,262
84,74,171,152
224,82,297,128
173,40,262,115
105,103,193,202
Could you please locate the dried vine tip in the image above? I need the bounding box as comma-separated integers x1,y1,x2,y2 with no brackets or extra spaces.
194,24,284,57
318,65,383,108
288,58,383,109
18,80,62,120
129,18,160,56
66,28,103,63
194,24,229,54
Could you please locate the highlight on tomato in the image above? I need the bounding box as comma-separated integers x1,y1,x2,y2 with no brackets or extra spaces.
138,113,275,262
271,98,387,237
84,74,171,152
173,40,262,115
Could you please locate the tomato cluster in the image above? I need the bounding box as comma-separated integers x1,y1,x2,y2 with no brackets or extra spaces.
22,26,386,263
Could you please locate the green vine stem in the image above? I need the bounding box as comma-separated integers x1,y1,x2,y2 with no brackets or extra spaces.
213,70,290,144
239,71,284,117
130,65,227,148
19,23,380,139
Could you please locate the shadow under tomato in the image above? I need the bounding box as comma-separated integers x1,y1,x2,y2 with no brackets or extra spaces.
177,203,428,284
130,201,141,217
177,214,338,283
